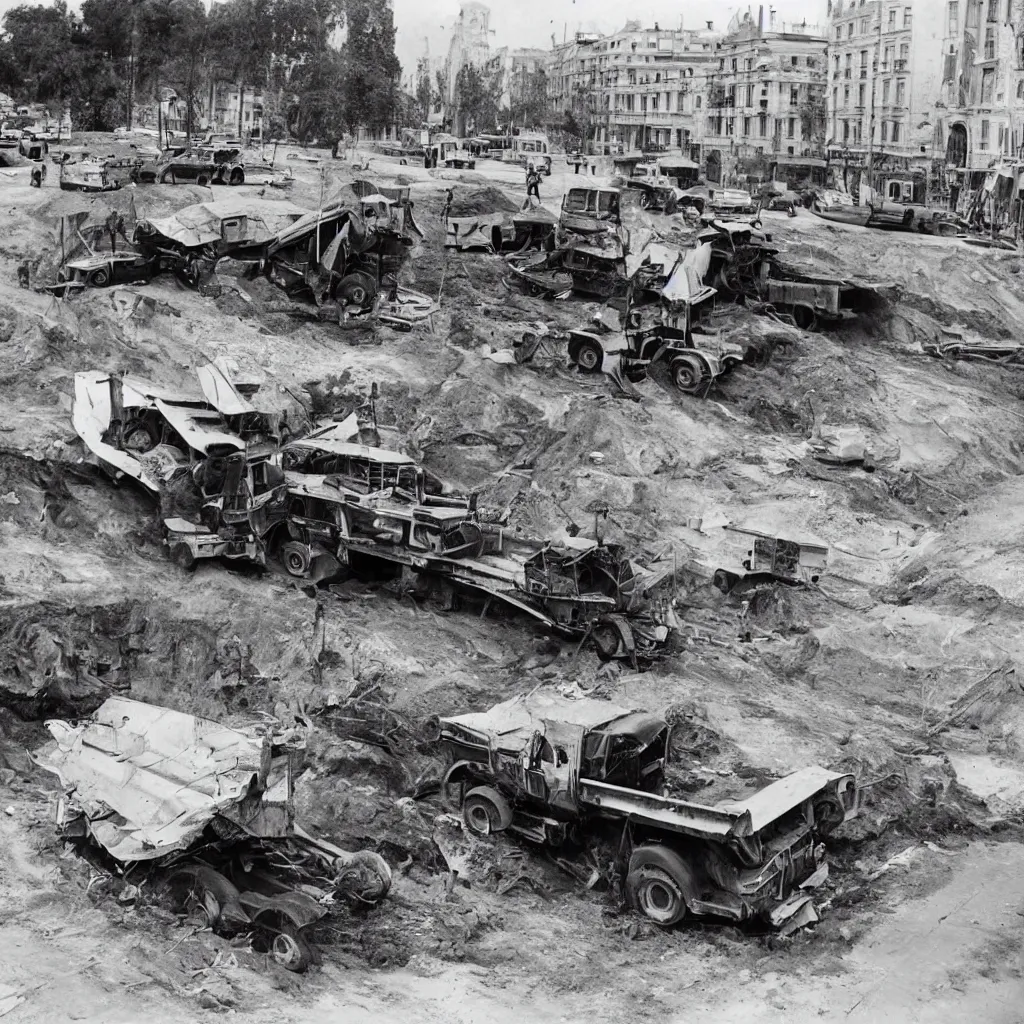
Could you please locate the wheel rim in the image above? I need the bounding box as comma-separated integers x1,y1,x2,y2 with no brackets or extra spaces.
466,801,492,834
578,346,600,371
285,548,307,575
673,360,701,391
636,868,684,924
124,427,153,452
272,932,302,969
648,881,674,912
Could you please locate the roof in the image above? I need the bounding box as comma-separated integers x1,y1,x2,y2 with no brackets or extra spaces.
285,437,414,463
441,693,638,746
141,197,309,248
36,697,275,861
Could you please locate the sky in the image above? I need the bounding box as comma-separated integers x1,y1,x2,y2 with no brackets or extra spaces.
392,0,826,82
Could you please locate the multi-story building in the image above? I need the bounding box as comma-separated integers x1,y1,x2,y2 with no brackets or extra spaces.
485,46,550,125
443,1,492,133
702,11,828,182
547,21,719,157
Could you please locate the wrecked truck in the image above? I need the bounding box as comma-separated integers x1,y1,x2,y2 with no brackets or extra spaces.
72,368,289,569
38,696,391,971
279,426,673,664
440,693,859,929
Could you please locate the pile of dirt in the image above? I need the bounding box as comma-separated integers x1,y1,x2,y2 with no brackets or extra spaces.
448,184,519,217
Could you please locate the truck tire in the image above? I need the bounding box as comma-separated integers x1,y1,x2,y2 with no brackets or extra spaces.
626,845,694,927
337,272,376,307
169,542,197,571
712,569,740,594
573,339,603,372
229,167,244,185
196,173,211,187
462,786,513,836
89,267,110,287
281,540,311,578
638,191,650,209
812,794,846,836
670,353,708,395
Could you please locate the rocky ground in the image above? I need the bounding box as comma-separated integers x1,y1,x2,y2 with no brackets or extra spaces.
1,137,1023,1021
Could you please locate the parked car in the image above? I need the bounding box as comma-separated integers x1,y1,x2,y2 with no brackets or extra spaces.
57,252,160,288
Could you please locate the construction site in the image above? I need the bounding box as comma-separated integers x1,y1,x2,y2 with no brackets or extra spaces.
2,134,1024,1023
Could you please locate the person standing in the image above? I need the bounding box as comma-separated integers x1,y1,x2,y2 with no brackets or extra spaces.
524,163,540,208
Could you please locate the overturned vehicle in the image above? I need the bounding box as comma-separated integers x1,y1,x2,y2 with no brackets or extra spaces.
440,693,860,930
38,696,391,971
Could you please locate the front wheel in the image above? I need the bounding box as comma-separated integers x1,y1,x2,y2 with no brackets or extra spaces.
169,542,197,571
281,540,311,578
462,786,511,837
270,923,313,973
90,267,110,287
574,339,603,372
670,354,707,395
229,167,244,185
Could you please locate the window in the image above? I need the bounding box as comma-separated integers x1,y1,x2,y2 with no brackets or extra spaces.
904,6,912,26
833,86,839,107
695,94,702,109
836,25,843,37
981,66,995,101
848,21,855,36
746,84,755,105
844,84,851,102
731,58,737,70
787,117,796,138
678,91,686,109
861,16,869,31
726,117,734,135
883,79,891,101
888,8,897,27
859,83,866,105
948,0,959,32
759,113,768,136
860,49,868,65
987,0,997,19
891,120,901,141
843,119,850,140
743,116,751,135
985,27,995,58
745,58,753,70
896,79,906,103
790,86,800,105
881,120,888,141
791,55,799,66
900,42,909,60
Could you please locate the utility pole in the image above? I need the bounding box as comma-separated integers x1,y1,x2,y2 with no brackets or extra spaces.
865,0,882,204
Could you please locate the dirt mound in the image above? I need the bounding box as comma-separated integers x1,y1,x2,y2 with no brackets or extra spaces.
449,184,519,217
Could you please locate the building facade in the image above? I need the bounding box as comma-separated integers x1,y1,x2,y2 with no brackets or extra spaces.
444,1,492,132
702,12,828,182
485,46,550,125
547,21,719,156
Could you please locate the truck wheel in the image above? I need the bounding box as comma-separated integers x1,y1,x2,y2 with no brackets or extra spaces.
462,786,512,836
574,339,603,372
337,272,376,307
159,168,174,184
270,922,313,973
812,794,846,836
639,191,650,209
592,621,622,661
712,569,740,594
229,167,244,185
627,845,693,927
196,173,211,187
89,267,110,287
169,542,197,571
791,305,817,331
281,540,311,577
670,354,707,395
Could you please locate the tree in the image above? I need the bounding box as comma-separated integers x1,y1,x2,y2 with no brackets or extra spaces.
799,91,828,156
453,63,500,137
503,66,546,132
414,56,431,124
338,0,400,136
563,80,599,153
208,0,276,140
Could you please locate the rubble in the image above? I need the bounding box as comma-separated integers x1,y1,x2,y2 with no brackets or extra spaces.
37,696,392,971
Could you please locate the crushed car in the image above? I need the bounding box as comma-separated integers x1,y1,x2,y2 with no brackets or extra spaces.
37,696,391,971
439,692,859,930
921,327,1024,364
445,207,556,253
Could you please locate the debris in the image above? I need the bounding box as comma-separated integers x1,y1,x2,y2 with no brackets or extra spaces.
439,692,860,929
0,491,19,505
3,805,13,816
712,525,829,595
36,697,391,972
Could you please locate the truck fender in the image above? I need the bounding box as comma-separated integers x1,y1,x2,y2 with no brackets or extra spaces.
441,760,479,813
